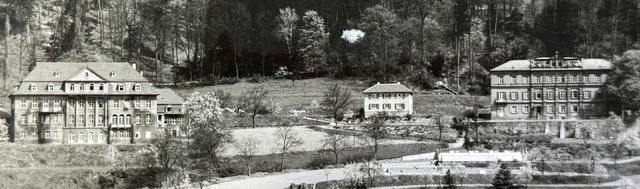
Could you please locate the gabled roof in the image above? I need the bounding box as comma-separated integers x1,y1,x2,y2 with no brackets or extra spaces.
363,82,413,93
490,58,612,71
156,88,185,105
22,62,148,82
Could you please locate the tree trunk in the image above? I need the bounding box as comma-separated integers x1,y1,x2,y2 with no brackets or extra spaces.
280,152,286,171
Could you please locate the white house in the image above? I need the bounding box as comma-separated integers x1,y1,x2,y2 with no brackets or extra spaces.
363,82,413,117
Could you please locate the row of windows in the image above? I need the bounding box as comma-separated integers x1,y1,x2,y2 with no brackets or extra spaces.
18,130,62,139
497,74,605,85
163,117,184,125
18,130,153,142
28,83,142,92
497,104,605,116
367,93,407,99
19,114,154,126
18,98,153,110
497,90,602,100
368,103,406,110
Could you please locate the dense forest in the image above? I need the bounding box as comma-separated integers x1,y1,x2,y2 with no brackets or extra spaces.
1,0,640,94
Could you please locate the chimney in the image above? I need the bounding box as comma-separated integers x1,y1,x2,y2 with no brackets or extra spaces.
140,71,144,76
131,63,137,70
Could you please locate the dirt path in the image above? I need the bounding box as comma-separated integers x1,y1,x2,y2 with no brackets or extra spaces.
205,166,355,189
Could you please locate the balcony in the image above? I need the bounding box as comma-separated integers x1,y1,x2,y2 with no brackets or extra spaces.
494,98,508,103
110,124,131,128
39,107,62,113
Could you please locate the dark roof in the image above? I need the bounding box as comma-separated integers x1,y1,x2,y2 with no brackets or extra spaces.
22,62,148,82
491,58,612,71
156,88,185,105
363,82,413,93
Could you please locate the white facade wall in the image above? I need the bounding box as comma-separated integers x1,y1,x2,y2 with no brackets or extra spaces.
363,92,413,117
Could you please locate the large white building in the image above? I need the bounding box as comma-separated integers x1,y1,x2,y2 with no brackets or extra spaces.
363,82,413,117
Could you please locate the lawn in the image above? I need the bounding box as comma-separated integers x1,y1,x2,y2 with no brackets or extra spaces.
176,78,490,117
0,168,106,189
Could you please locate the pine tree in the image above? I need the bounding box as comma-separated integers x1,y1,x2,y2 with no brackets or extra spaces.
441,169,457,189
492,163,514,189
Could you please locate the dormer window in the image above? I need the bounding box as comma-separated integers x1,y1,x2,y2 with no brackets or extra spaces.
70,84,75,91
166,106,172,112
85,72,89,78
117,83,125,91
54,72,60,77
79,84,84,91
134,84,141,91
99,84,104,91
89,84,94,91
110,72,116,77
47,84,54,91
30,84,37,91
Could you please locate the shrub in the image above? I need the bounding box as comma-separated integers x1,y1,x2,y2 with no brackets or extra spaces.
248,74,269,83
218,77,240,85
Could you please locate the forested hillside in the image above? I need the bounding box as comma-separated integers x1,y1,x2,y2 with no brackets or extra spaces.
0,0,639,96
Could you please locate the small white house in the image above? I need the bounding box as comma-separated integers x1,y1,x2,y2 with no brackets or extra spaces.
363,82,413,117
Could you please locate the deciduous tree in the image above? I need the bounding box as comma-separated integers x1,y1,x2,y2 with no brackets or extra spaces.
237,87,269,128
274,121,303,171
149,132,187,173
442,169,457,189
235,136,259,176
362,112,389,160
321,82,354,126
321,133,350,164
298,10,329,76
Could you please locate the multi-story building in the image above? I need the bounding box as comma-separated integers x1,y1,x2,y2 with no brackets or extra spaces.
9,62,163,144
489,56,612,120
156,88,185,138
363,82,413,117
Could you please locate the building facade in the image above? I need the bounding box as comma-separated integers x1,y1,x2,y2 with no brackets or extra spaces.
363,82,413,117
490,57,612,120
156,88,185,138
8,62,173,144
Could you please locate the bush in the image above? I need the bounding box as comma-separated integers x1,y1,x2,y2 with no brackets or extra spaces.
248,74,269,83
218,77,240,85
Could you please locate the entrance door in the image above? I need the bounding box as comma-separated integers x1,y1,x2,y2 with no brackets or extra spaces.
534,106,542,119
498,107,505,117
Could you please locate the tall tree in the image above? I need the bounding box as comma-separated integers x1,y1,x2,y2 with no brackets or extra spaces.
362,112,389,160
359,5,400,83
607,50,640,111
275,7,299,85
321,133,350,164
274,121,303,171
533,0,580,56
235,137,259,176
298,10,329,76
492,163,514,189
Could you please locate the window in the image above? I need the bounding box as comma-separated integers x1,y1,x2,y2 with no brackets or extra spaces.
498,76,504,84
42,99,49,109
145,115,151,124
571,91,579,99
78,99,85,109
568,75,574,83
134,100,140,109
383,93,391,99
69,132,75,142
98,132,104,142
68,99,75,109
136,132,141,138
45,131,50,139
30,84,37,91
596,76,601,83
54,99,61,109
383,104,391,109
110,72,116,77
146,100,152,108
44,115,50,124
88,99,95,109
117,84,125,91
395,103,405,110
47,84,54,91
595,91,602,98
88,132,94,143
89,84,94,91
70,84,75,91
52,114,58,124
522,92,529,100
31,114,37,124
31,99,38,109
523,77,529,84
584,91,592,99
135,114,141,124
79,132,84,142
125,115,131,125
20,131,26,138
559,91,566,99
134,84,141,91
54,72,60,77
546,91,554,99
510,92,518,100
79,84,84,91
19,115,26,124
145,131,151,139
69,115,75,124
99,84,104,91
510,76,516,84
111,115,117,125
547,105,555,113
88,115,94,125
78,115,84,124
523,106,530,113
20,99,26,108
98,115,104,125
96,99,103,109
561,75,567,83
368,104,379,109
498,107,505,117
572,105,579,112
113,100,119,108
510,106,517,114
532,76,538,83
497,92,506,100
534,91,541,99
53,131,59,139
118,115,125,125
583,76,589,83
30,132,36,138
368,94,375,99
560,105,566,113
166,106,173,112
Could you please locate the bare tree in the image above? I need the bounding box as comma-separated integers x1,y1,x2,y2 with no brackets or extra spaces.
362,112,389,160
235,137,259,176
238,87,269,128
150,132,187,173
214,90,232,109
274,121,303,171
321,133,350,164
321,82,354,126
